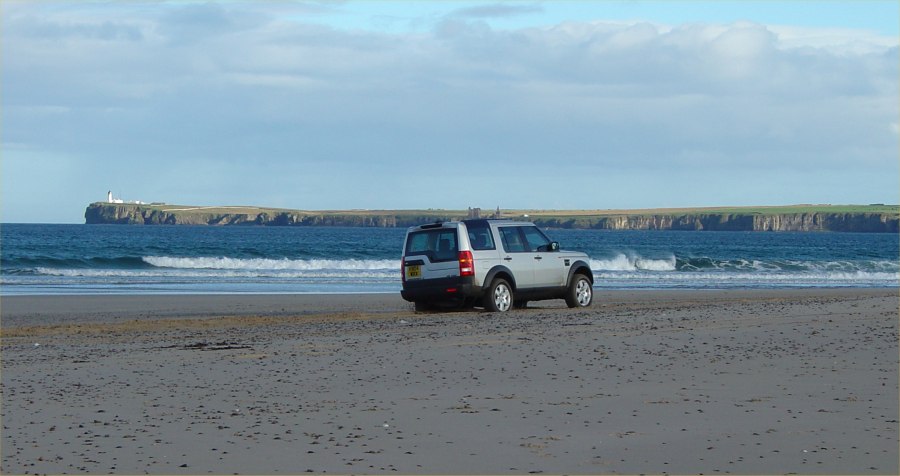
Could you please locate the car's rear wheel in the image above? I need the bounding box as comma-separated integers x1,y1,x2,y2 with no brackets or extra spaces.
414,301,434,312
565,274,593,308
484,278,512,312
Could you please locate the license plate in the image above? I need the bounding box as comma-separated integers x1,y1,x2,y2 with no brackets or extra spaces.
405,265,421,279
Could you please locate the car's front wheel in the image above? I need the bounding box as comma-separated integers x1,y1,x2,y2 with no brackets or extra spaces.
565,274,593,308
484,278,512,312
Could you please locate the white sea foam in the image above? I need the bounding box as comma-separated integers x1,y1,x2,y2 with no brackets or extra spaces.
36,267,397,279
30,267,897,292
592,270,899,288
27,254,898,291
590,253,676,272
142,256,397,271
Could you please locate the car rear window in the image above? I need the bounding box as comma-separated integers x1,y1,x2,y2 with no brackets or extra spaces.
405,228,459,262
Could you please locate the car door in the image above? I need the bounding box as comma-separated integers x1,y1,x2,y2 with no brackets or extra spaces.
521,225,567,288
404,227,459,280
498,226,535,288
465,221,500,286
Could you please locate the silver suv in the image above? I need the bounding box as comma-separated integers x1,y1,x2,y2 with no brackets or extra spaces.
400,219,594,312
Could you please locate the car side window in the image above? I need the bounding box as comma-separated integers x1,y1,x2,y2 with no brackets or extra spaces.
499,227,527,253
522,226,551,252
466,223,496,251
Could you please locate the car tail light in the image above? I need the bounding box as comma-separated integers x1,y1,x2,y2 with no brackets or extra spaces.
458,250,474,277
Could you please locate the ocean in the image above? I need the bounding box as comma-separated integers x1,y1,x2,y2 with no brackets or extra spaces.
1,224,897,295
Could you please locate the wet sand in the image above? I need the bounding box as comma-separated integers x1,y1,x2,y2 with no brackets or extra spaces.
2,289,898,474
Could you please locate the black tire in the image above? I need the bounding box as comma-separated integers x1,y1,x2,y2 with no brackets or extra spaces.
414,301,434,313
513,300,528,309
565,274,593,308
484,278,513,312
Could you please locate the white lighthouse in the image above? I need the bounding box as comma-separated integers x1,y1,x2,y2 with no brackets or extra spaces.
107,191,124,204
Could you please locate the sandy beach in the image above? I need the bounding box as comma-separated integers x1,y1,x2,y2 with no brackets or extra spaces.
2,289,897,474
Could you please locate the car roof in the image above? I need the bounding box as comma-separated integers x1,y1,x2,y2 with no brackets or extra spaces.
410,219,535,230
467,219,534,227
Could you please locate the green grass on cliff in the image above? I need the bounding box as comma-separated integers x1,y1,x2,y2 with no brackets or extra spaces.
87,202,899,231
516,204,898,217
92,203,899,219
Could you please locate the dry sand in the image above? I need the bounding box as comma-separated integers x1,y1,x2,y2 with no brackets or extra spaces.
1,289,897,474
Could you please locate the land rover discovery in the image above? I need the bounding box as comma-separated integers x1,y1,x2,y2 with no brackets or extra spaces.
400,219,594,312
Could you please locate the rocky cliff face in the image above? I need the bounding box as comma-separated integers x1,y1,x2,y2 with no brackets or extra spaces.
751,213,899,232
532,212,898,232
85,203,899,232
85,204,436,228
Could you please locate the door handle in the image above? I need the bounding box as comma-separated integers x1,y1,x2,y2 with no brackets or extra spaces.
504,257,513,261
534,256,543,260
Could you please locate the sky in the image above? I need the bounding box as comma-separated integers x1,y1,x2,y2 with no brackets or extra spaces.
1,1,898,224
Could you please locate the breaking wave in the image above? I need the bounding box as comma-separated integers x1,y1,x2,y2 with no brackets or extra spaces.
591,270,898,288
141,256,396,271
590,253,677,271
589,252,898,275
13,253,898,293
24,256,400,282
34,268,397,279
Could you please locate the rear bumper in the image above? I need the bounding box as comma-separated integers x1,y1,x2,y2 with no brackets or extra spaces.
400,276,482,302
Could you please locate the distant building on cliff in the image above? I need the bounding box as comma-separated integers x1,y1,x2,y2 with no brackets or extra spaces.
467,206,503,219
107,190,145,205
107,191,124,204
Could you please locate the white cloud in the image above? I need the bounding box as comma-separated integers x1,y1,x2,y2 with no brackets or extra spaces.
448,3,544,20
770,24,898,55
1,3,897,220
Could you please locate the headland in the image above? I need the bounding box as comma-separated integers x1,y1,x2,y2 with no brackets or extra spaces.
84,202,900,232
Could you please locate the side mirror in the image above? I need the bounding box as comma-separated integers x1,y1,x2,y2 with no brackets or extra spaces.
549,242,560,252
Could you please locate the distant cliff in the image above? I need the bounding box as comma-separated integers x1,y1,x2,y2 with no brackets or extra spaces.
84,203,450,228
84,203,899,232
529,212,899,233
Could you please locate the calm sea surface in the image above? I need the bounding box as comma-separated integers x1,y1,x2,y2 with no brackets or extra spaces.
1,224,897,295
